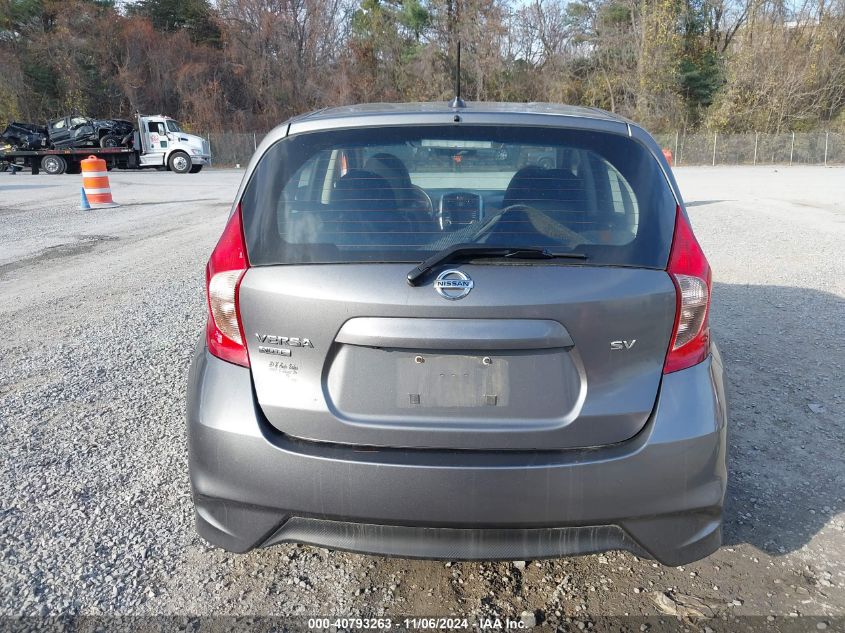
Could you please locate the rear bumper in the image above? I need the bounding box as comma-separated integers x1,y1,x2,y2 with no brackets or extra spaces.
187,345,727,566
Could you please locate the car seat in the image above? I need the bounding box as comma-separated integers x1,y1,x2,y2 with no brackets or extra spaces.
328,169,409,245
363,153,435,233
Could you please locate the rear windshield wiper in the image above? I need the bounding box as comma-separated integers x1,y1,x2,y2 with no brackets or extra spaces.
406,244,587,286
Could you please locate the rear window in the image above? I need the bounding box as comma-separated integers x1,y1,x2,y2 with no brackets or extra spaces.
240,125,676,268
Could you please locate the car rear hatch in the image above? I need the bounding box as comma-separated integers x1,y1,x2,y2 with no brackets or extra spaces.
239,264,675,450
235,119,679,450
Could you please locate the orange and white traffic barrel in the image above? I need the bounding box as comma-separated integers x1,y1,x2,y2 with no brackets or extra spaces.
80,156,118,209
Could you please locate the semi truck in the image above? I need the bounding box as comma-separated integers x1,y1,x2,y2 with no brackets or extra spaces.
0,114,211,175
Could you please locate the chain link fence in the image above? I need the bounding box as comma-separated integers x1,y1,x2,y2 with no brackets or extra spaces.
203,131,268,167
201,130,845,168
653,131,845,166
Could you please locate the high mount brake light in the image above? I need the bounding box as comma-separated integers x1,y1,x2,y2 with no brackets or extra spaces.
664,206,712,374
205,205,250,367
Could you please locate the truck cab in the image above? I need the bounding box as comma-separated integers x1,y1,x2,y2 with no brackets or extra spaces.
136,114,211,173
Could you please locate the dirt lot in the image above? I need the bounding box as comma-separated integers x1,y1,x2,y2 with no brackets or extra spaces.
0,167,843,629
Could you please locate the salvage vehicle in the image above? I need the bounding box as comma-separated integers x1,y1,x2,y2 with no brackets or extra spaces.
45,114,134,149
1,115,133,150
0,121,48,150
0,114,210,175
186,101,727,566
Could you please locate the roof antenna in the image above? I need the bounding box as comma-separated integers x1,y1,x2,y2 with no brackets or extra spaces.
449,41,466,109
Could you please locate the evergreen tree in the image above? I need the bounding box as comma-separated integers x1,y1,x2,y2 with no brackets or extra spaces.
128,0,220,46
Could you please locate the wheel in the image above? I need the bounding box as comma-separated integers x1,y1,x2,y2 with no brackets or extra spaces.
539,157,554,169
168,151,191,174
41,155,67,175
189,165,203,174
100,135,121,148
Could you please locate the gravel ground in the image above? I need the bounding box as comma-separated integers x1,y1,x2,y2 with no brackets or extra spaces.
0,166,843,628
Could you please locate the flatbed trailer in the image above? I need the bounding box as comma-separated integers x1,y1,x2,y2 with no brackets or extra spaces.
0,113,211,175
0,146,138,175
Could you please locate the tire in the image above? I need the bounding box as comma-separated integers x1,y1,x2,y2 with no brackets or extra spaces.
189,165,203,174
539,157,554,169
168,151,191,174
65,161,81,175
100,135,121,148
41,155,67,175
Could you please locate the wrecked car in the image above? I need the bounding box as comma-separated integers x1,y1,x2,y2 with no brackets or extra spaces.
46,114,134,149
1,115,134,150
0,122,48,151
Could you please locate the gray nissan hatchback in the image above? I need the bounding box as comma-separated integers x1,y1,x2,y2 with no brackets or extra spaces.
187,102,727,566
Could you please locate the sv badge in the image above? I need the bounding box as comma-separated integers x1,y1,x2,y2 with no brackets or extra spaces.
610,339,637,350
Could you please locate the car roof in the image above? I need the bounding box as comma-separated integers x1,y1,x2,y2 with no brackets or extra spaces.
283,101,636,137
293,101,628,123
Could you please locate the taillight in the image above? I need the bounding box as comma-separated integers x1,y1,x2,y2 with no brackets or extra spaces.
205,205,250,367
664,206,712,374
